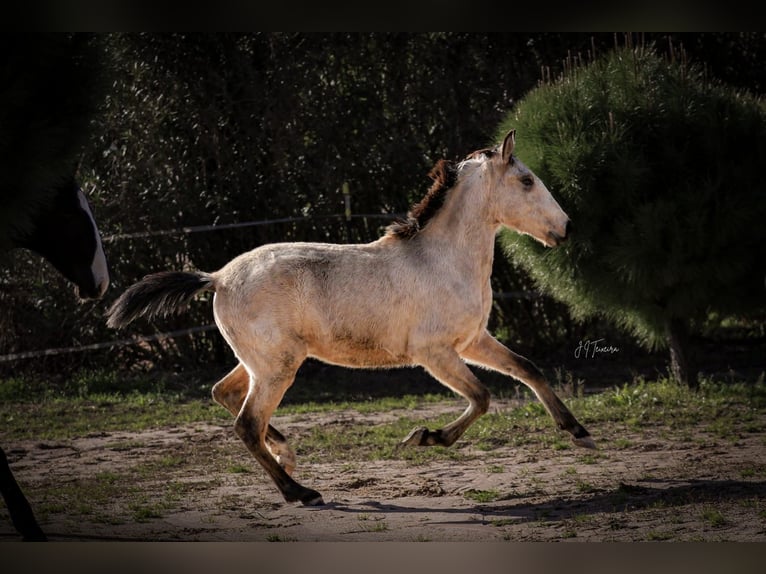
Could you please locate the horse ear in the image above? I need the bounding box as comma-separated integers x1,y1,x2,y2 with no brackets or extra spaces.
501,129,516,163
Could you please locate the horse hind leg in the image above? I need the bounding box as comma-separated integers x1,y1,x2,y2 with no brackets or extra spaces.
401,347,490,448
230,346,322,506
212,362,297,475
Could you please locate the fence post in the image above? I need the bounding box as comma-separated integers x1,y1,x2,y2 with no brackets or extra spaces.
342,181,352,243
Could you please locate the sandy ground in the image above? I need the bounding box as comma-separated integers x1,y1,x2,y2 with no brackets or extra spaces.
2,400,766,542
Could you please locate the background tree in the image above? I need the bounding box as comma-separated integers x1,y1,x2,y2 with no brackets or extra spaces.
498,45,766,387
3,33,765,385
68,33,602,372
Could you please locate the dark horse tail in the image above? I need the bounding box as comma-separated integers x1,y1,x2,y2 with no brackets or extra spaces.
106,271,215,328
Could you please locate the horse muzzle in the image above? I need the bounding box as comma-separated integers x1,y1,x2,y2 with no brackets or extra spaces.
546,219,572,247
75,277,109,300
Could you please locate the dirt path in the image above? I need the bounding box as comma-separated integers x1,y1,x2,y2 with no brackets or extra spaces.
2,402,765,541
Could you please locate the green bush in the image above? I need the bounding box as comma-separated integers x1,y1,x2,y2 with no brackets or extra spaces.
499,46,766,386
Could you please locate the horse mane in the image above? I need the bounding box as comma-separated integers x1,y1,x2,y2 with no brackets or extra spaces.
385,159,459,240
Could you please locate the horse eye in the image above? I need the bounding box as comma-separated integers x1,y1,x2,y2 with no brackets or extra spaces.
521,176,534,188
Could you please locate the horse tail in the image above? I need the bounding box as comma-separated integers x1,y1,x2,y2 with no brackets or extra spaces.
106,271,215,328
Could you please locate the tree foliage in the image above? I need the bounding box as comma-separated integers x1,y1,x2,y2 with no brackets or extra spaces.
499,45,766,383
3,33,765,379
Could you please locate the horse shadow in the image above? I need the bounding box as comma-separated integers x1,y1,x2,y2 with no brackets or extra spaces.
318,479,766,527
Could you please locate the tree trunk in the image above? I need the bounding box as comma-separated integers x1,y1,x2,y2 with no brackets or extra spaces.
666,317,698,389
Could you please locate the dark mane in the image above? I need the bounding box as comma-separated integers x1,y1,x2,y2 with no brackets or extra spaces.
385,159,458,240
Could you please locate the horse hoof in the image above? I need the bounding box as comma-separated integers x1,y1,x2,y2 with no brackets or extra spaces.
401,426,429,447
301,491,325,506
572,435,597,450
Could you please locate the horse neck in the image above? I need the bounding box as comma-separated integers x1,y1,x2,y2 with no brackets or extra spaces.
418,166,499,279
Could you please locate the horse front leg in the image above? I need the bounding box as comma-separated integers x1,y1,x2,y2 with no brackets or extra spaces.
461,330,596,449
212,362,297,475
401,347,490,448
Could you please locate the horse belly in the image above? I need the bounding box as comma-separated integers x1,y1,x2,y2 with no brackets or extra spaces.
307,337,412,369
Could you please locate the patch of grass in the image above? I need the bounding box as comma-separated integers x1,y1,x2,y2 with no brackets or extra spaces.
575,480,598,494
612,438,633,449
298,412,468,464
34,470,138,524
463,489,500,503
358,517,389,532
647,530,674,541
0,377,34,402
227,463,251,474
278,393,449,416
578,453,605,464
130,503,165,522
266,534,298,542
1,392,229,440
701,507,727,528
548,437,572,451
104,440,147,452
356,514,389,532
156,455,185,468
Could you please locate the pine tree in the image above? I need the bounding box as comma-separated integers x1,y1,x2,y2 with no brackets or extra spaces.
499,46,766,387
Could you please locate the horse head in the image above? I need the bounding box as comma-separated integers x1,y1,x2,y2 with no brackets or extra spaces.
486,129,571,247
19,178,109,299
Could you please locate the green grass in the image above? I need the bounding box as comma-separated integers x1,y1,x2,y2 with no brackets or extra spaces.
2,373,765,464
278,393,449,416
701,507,728,528
463,489,501,503
0,393,229,439
647,530,674,541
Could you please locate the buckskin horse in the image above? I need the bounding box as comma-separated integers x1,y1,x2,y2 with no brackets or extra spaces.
107,130,595,507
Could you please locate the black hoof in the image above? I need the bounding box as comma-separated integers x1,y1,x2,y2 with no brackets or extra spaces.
401,426,429,446
401,426,445,447
572,435,597,449
301,490,325,506
571,424,596,449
